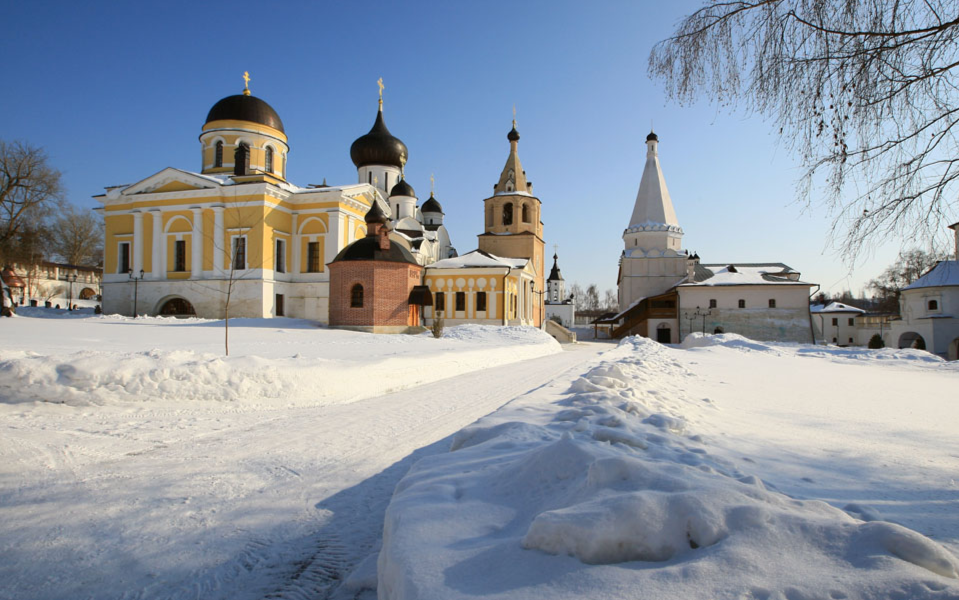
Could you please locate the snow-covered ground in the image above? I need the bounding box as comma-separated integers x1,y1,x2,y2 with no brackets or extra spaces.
3,311,958,600
380,334,959,599
0,310,583,600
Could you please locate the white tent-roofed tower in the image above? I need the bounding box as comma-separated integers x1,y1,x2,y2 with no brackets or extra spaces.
618,132,689,310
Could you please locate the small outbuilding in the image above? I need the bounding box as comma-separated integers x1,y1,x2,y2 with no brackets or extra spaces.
328,202,427,333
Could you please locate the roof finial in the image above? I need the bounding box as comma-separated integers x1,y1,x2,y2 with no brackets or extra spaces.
377,77,384,111
243,71,251,96
512,104,517,129
430,173,435,196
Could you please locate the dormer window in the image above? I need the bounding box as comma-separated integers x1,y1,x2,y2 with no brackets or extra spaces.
265,146,274,173
214,141,223,168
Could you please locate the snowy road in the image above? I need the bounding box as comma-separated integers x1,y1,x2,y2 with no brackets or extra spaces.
0,339,609,600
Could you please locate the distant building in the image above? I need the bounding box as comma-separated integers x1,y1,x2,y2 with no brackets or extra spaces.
810,302,866,346
544,253,575,328
611,132,816,343
2,261,100,307
887,222,959,359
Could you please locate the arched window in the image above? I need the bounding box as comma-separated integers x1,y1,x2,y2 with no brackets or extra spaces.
522,204,530,223
265,147,274,173
738,299,746,308
214,141,223,167
929,299,939,311
351,284,364,308
502,203,513,226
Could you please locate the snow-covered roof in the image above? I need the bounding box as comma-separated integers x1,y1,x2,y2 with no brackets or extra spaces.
428,250,527,270
680,263,810,287
903,260,959,290
810,302,866,314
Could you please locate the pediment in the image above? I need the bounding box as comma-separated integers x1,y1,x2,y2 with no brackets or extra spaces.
123,168,221,196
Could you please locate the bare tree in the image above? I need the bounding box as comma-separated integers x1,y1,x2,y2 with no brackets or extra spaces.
868,248,948,312
49,203,103,266
569,283,586,311
603,288,618,311
0,140,62,261
584,284,600,312
649,1,959,259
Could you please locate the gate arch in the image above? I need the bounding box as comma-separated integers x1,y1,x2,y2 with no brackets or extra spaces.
897,331,925,349
157,296,197,317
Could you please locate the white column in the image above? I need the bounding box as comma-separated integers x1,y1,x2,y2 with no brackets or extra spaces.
191,207,203,278
132,211,144,275
291,213,300,275
325,211,344,272
213,205,225,275
467,286,473,318
150,210,162,279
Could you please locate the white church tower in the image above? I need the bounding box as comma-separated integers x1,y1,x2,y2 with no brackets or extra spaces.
618,132,689,310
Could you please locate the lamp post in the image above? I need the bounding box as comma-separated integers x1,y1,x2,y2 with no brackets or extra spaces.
693,306,713,335
67,272,78,311
129,269,145,318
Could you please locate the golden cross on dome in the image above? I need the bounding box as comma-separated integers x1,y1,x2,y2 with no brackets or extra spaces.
430,173,435,195
512,104,517,128
243,71,251,96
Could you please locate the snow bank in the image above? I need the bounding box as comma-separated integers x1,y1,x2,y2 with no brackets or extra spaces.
379,336,959,600
0,315,560,406
681,331,945,363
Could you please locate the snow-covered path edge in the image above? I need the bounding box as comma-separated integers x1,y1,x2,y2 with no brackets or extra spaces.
377,337,959,600
0,324,562,407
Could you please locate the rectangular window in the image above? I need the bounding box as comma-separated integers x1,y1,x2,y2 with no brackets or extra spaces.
456,292,466,311
738,299,745,308
276,294,284,317
307,242,320,273
848,318,854,326
768,299,776,308
174,240,186,272
476,291,487,312
849,337,854,344
832,318,839,326
435,292,445,313
275,239,286,273
232,236,246,271
119,242,131,274
709,299,717,309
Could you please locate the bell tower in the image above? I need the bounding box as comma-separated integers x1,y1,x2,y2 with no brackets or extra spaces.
478,119,545,325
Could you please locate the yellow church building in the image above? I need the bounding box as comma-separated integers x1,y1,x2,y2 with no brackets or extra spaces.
98,77,407,320
98,76,545,327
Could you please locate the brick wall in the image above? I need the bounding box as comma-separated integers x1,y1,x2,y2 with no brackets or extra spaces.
329,260,423,327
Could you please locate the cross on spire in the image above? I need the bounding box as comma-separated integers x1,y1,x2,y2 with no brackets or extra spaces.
243,71,251,96
377,77,384,110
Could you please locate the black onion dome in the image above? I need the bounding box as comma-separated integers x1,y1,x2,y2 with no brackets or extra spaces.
331,237,418,264
421,192,443,214
508,125,520,142
548,254,564,281
390,179,415,198
350,110,408,168
365,201,388,224
205,94,285,133
646,131,658,142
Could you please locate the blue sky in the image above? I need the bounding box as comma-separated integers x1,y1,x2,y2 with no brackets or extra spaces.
0,0,922,296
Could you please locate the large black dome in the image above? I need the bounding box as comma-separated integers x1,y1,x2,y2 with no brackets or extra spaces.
205,94,285,133
350,110,408,169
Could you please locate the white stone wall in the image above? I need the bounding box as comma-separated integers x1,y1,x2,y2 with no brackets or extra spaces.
812,312,861,345
545,303,575,328
102,279,330,320
892,285,959,357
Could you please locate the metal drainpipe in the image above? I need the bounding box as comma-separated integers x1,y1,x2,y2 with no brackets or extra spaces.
808,284,821,344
